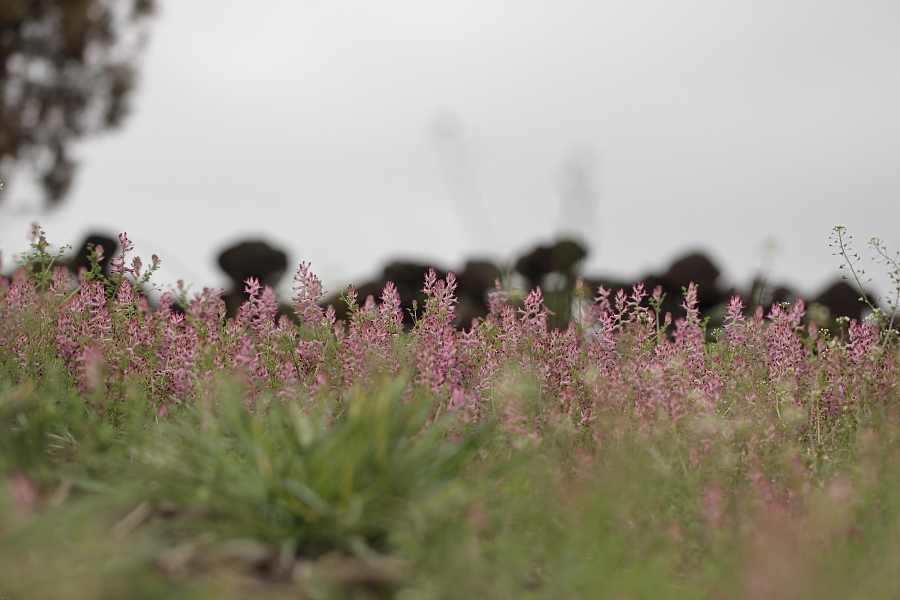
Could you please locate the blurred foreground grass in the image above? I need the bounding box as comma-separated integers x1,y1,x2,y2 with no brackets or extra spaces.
2,374,900,600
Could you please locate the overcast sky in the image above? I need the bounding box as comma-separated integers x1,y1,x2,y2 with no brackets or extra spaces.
2,0,899,302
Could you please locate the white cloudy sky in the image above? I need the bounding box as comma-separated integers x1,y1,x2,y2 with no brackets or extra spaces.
1,0,899,301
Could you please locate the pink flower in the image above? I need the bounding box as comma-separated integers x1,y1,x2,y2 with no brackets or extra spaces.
110,233,136,276
723,295,748,346
292,262,327,326
487,279,510,315
74,344,106,393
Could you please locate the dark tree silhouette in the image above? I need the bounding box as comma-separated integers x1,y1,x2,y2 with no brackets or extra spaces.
0,0,155,206
811,280,869,323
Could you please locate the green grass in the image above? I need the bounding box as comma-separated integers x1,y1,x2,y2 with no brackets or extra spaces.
3,373,900,599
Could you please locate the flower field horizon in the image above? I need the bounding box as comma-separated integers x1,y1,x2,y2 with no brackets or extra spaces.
2,224,900,599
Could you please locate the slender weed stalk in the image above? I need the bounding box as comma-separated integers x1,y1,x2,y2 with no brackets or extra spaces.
830,224,900,347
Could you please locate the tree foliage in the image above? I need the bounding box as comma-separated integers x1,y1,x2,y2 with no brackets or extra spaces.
0,0,155,207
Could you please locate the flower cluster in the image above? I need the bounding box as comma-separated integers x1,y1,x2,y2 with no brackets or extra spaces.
2,232,897,455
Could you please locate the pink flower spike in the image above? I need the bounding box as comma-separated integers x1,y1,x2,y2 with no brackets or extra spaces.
292,262,326,325
422,268,438,295
110,233,136,276
243,277,261,299
118,232,134,254
487,279,510,315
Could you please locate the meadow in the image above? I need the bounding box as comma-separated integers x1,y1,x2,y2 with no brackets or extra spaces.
1,224,900,599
